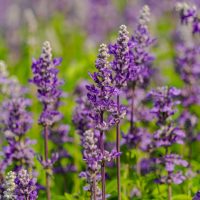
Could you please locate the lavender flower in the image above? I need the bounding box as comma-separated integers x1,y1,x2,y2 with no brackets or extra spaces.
31,41,63,127
155,154,188,185
153,126,185,147
109,25,132,200
0,98,34,170
148,86,185,148
73,80,94,137
87,43,117,129
87,43,119,199
1,138,35,172
174,7,200,162
176,2,200,34
15,169,38,200
155,171,187,185
176,3,197,24
148,86,181,125
31,41,63,200
109,25,130,88
3,98,32,137
0,62,34,172
80,129,102,200
175,44,200,107
122,6,155,159
80,128,118,199
175,45,200,85
179,110,198,142
149,86,187,199
128,5,155,86
2,171,16,200
193,191,200,200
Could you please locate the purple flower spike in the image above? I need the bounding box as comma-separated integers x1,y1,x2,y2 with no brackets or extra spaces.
31,41,63,126
176,3,197,24
15,169,38,200
31,41,64,200
73,81,94,137
193,191,200,200
0,61,35,172
81,129,102,199
128,5,155,86
149,85,188,195
176,2,200,34
109,25,130,89
86,43,121,199
148,86,181,125
3,98,32,136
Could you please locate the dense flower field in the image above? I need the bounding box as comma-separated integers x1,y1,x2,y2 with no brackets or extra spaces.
0,1,200,200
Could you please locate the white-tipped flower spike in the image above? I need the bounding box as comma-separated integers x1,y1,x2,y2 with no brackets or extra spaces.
2,171,16,200
15,169,38,200
175,2,196,12
175,2,196,23
118,25,129,46
0,61,8,78
41,41,52,62
139,5,150,25
81,129,102,199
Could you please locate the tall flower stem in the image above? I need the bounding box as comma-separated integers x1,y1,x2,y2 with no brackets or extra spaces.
130,85,135,134
100,111,106,200
44,125,50,200
167,182,172,200
93,176,97,200
166,147,172,200
116,94,121,200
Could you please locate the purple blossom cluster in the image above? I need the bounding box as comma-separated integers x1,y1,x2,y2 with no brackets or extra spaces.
128,5,155,86
109,25,130,89
0,169,38,200
175,44,200,107
193,191,200,200
175,3,200,163
31,41,63,127
175,45,200,85
30,41,64,162
176,2,200,34
0,62,35,172
85,42,121,199
155,154,188,185
79,7,156,199
122,5,155,152
73,81,94,137
148,86,188,192
15,169,38,200
87,43,118,129
79,129,102,199
148,86,180,125
31,41,66,199
1,171,16,200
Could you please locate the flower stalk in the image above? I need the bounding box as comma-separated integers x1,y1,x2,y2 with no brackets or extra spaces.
116,95,121,200
31,41,63,200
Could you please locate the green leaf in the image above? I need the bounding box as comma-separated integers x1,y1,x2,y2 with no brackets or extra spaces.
172,194,191,200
